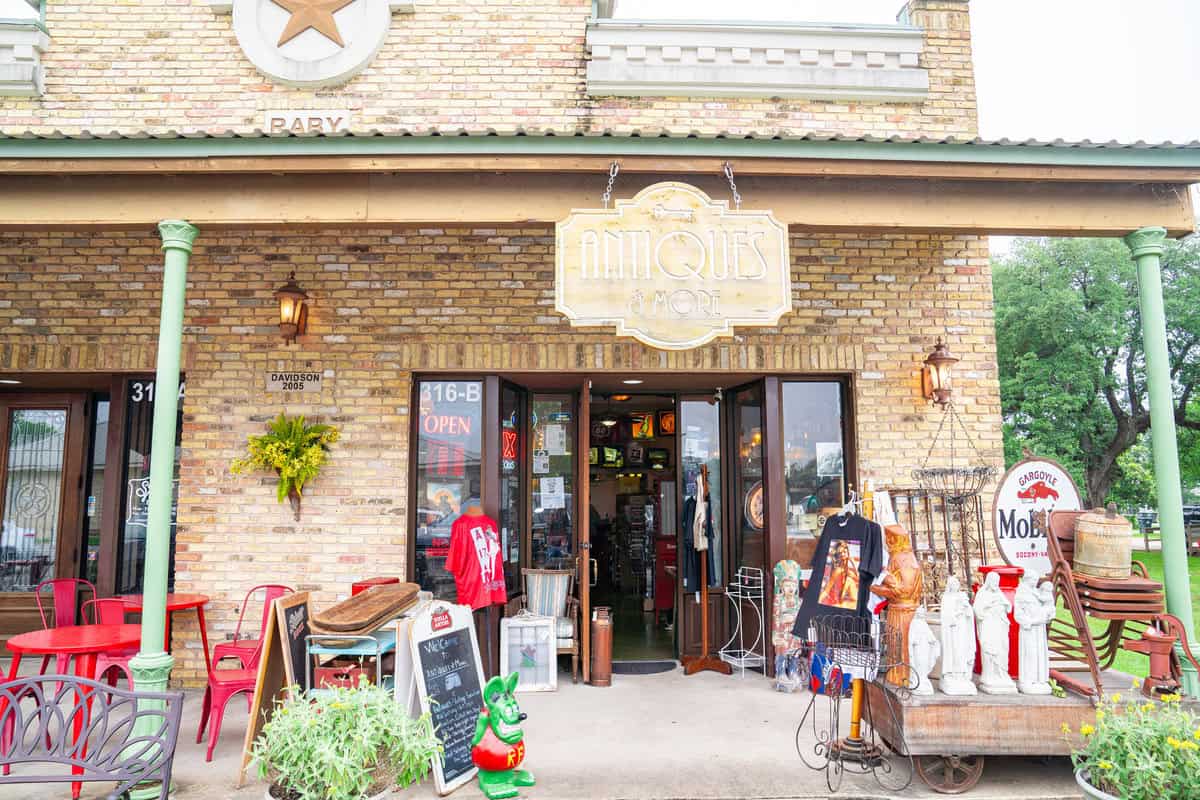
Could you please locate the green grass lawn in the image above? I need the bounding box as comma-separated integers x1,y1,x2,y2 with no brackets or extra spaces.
1054,549,1200,678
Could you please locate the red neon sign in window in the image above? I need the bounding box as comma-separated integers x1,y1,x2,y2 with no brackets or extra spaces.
501,429,519,460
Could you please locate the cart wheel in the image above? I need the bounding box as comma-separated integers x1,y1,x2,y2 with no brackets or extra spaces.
915,754,984,794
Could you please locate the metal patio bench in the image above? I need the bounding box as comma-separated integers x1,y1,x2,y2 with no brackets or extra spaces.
0,674,184,800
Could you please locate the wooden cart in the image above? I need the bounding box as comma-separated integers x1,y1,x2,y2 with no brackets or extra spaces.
864,674,1117,794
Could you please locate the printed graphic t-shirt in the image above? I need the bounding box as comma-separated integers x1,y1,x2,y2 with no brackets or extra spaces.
446,513,507,610
791,514,884,640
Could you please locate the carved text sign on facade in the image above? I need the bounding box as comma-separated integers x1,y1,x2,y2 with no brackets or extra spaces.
265,371,322,393
264,110,352,134
555,182,791,350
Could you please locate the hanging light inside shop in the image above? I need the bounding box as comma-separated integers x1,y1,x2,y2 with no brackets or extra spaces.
274,271,308,344
922,338,958,406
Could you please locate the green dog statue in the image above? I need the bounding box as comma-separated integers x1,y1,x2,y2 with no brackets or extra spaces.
471,672,535,799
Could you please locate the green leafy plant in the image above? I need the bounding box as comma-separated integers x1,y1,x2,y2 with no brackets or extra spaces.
1067,688,1199,799
252,681,442,800
231,414,338,511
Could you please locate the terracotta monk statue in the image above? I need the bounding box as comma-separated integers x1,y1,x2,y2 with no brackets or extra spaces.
872,524,923,687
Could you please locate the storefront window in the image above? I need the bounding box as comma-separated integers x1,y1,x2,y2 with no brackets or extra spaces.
414,380,483,600
499,384,524,592
732,384,765,573
0,409,68,591
679,398,721,583
782,381,847,543
530,395,574,569
117,379,184,595
82,397,110,585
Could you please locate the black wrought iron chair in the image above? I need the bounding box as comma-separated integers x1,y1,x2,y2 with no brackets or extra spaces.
0,674,184,800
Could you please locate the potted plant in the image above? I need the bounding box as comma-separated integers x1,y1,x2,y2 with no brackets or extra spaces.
1068,688,1199,799
253,680,442,800
231,413,339,520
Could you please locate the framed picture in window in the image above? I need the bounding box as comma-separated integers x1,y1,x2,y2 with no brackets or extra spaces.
627,442,645,466
630,413,654,439
657,411,676,435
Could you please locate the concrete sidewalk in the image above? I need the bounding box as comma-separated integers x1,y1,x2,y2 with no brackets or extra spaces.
0,668,1078,800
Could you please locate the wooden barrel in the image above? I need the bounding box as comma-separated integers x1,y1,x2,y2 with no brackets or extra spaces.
1073,504,1132,579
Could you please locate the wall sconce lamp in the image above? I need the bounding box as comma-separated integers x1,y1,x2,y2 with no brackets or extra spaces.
274,271,308,344
923,338,959,406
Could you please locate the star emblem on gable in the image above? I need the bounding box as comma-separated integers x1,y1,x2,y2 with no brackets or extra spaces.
271,0,357,47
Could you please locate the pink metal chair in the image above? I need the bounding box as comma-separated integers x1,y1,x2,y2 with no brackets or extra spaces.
33,578,97,675
196,643,259,762
81,598,136,689
211,584,292,669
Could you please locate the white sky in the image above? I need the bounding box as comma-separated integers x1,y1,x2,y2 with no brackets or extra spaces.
617,0,1200,143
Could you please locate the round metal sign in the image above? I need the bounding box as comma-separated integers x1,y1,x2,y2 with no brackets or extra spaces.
990,457,1083,578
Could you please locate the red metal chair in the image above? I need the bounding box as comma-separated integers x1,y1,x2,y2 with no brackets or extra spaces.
196,642,259,762
33,578,97,675
81,598,136,689
211,584,292,669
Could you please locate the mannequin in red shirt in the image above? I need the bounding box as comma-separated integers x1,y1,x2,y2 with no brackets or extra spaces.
446,496,505,675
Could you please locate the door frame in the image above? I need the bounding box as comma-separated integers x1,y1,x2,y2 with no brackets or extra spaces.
576,381,591,682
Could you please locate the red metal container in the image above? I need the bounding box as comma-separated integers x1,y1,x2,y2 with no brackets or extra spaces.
351,577,400,596
973,564,1024,679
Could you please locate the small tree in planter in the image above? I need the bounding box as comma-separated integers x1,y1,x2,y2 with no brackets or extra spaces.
1068,688,1199,799
231,413,338,520
253,681,442,800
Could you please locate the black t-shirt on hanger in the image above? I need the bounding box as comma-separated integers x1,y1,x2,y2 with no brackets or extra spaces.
791,514,884,640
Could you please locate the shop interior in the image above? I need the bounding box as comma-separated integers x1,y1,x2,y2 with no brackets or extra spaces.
587,392,680,662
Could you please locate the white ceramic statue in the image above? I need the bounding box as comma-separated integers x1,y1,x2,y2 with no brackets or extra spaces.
1013,570,1056,695
974,571,1018,694
938,576,978,695
907,606,941,695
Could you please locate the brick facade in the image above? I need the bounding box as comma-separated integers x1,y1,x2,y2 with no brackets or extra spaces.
1,0,977,139
0,227,1002,685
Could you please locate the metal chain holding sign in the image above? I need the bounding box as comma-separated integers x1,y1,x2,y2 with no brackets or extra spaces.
723,162,742,210
602,161,620,208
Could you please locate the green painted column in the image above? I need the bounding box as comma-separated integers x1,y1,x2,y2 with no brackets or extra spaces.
128,220,197,799
1124,226,1198,696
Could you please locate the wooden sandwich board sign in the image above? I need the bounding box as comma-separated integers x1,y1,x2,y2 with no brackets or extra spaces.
236,591,311,787
411,601,486,795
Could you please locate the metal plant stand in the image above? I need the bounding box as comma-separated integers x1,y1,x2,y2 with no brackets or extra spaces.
719,566,765,675
794,614,913,794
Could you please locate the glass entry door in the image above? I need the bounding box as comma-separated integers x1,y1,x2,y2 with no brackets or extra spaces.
0,394,88,645
677,394,724,658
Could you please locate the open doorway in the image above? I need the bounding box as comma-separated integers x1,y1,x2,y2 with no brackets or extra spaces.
587,392,678,662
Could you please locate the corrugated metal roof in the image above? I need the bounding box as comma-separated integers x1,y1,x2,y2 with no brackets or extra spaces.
1,129,1199,149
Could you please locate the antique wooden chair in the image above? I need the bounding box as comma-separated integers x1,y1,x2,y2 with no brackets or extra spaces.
518,568,579,683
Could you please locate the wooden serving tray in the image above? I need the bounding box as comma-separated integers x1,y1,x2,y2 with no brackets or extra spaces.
312,583,420,633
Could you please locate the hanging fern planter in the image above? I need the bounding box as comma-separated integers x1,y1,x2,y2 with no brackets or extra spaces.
231,413,339,521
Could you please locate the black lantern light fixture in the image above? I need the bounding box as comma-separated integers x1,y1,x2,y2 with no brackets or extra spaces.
922,337,959,406
274,271,308,344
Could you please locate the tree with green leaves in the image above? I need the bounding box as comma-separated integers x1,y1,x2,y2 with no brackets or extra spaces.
993,236,1200,508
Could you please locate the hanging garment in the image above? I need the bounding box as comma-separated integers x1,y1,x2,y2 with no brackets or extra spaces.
681,493,717,591
791,514,884,640
446,513,507,609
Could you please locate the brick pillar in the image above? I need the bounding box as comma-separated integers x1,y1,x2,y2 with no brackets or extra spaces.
901,0,978,138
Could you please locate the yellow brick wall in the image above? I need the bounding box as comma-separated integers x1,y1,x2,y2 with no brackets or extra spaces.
1,0,977,138
0,226,1001,685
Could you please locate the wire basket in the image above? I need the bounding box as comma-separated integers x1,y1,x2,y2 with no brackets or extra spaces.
911,465,996,503
810,613,906,675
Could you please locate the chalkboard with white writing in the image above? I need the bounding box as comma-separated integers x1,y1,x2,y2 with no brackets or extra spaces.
411,604,484,795
276,592,312,694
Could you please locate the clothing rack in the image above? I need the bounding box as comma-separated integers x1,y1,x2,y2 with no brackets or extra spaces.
682,463,732,676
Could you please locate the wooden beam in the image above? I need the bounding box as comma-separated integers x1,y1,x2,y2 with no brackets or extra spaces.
1,154,1198,183
1,172,1192,236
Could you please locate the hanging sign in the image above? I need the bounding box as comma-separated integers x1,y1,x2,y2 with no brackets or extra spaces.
991,457,1083,577
555,182,791,350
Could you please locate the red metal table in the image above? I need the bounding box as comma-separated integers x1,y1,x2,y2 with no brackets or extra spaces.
4,624,142,799
115,592,212,675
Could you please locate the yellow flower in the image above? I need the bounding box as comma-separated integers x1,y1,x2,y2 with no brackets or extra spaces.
1194,728,1200,741
1161,693,1182,704
1110,693,1121,703
1098,760,1114,770
1096,711,1106,721
1141,702,1155,713
1080,724,1095,736
1167,737,1182,749
1182,741,1200,752
1132,678,1141,690
1061,723,1072,734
